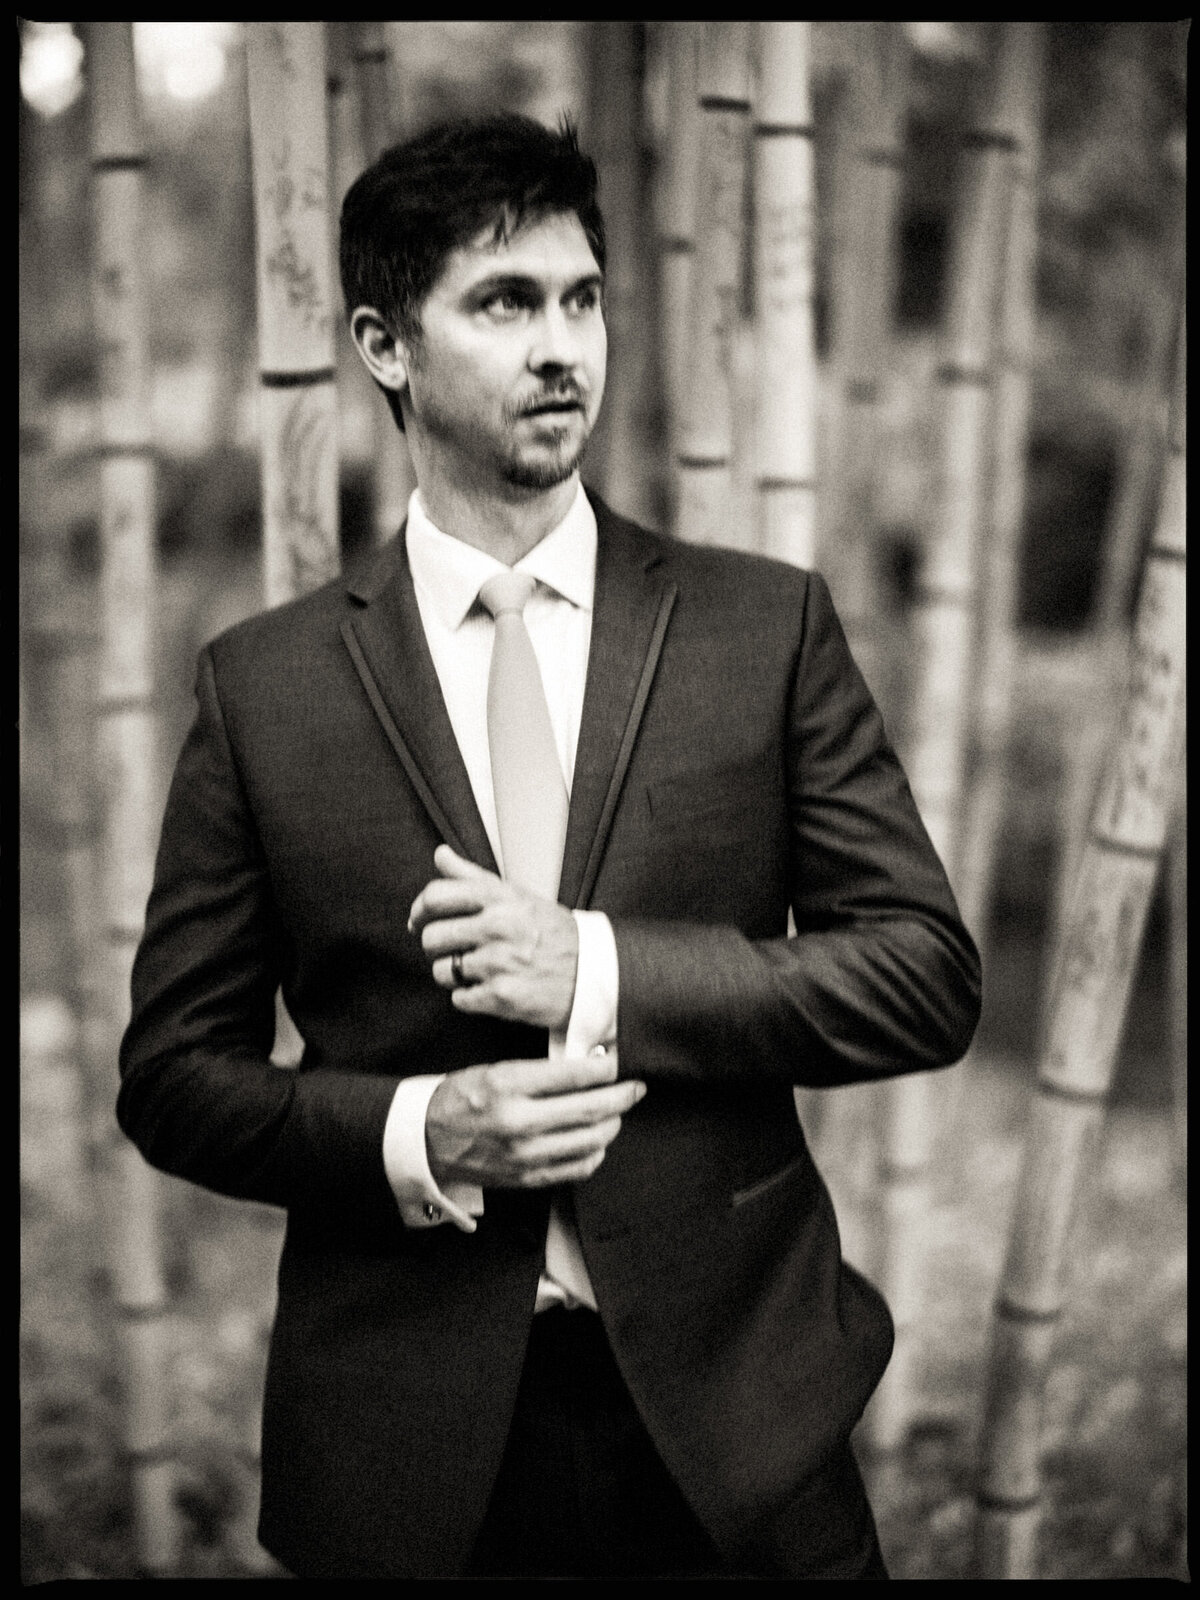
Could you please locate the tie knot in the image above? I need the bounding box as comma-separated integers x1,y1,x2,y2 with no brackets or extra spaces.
478,570,537,620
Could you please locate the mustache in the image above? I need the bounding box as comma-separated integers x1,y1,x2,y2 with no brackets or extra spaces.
507,383,587,419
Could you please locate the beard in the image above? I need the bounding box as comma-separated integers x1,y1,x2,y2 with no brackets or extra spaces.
497,384,594,490
499,425,590,490
406,367,601,495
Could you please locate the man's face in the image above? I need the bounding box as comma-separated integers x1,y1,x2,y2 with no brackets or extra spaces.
402,210,607,493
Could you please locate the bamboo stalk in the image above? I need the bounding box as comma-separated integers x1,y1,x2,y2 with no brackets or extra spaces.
1167,758,1186,1164
655,23,701,485
19,206,100,1235
822,22,908,711
585,22,658,528
954,23,1043,962
975,314,1186,1580
674,22,750,547
1044,189,1185,975
327,22,364,211
242,27,344,1571
751,22,817,569
802,25,909,1197
357,20,397,151
869,26,1023,1453
327,20,384,566
84,21,178,1575
354,21,416,545
246,23,340,607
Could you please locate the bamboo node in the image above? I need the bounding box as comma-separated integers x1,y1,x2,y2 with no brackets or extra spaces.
1085,830,1165,863
960,129,1020,154
260,366,338,389
96,442,155,459
91,154,147,173
1036,1075,1109,1109
936,362,990,387
1147,542,1186,565
754,122,815,139
975,1489,1041,1513
996,1297,1060,1326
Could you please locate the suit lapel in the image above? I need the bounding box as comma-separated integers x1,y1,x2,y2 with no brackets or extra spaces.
341,533,499,873
559,504,677,910
340,501,678,904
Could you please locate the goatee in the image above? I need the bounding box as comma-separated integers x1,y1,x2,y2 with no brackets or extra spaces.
501,435,588,491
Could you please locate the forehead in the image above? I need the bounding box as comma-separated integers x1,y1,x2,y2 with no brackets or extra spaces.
433,211,602,298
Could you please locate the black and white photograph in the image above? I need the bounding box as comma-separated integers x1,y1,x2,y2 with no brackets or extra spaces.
19,21,1186,1581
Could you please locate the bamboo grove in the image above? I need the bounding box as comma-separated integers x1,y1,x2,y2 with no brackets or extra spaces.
19,21,1185,1579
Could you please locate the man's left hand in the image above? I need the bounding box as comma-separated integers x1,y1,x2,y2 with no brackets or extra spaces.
409,845,578,1030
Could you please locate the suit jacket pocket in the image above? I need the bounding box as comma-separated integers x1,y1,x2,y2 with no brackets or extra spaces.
731,1152,809,1209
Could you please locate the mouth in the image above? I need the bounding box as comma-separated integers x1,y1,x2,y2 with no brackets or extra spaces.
520,397,584,418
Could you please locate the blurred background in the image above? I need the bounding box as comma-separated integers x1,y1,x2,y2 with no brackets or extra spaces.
19,21,1186,1582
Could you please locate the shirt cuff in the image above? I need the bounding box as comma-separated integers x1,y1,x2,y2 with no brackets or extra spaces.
566,910,619,1055
382,1074,484,1233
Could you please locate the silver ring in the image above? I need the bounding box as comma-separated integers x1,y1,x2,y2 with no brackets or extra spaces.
451,951,465,987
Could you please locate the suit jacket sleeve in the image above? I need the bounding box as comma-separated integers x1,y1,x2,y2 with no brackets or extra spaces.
116,646,400,1228
611,570,982,1087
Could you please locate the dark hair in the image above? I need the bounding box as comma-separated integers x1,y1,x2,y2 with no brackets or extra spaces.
340,114,606,432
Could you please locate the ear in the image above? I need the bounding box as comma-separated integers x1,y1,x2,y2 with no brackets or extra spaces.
350,306,411,397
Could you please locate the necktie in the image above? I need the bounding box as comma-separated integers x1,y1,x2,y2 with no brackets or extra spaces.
477,568,593,1310
477,571,569,899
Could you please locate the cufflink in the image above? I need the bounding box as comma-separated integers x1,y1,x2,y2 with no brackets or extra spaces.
589,1044,608,1057
423,1203,442,1222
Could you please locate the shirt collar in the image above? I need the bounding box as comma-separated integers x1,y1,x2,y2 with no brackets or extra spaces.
406,482,597,632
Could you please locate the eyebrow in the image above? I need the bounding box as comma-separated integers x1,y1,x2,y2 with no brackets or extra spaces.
464,270,605,302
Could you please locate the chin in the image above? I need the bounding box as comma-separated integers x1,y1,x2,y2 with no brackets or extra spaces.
501,440,588,492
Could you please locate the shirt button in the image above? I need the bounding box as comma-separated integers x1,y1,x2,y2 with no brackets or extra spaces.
423,1203,442,1222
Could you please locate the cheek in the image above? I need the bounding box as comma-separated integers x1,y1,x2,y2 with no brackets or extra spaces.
587,327,608,399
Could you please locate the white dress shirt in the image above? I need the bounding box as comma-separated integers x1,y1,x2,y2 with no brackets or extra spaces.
381,481,618,1311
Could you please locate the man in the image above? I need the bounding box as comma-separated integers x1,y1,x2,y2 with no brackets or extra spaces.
118,115,981,1579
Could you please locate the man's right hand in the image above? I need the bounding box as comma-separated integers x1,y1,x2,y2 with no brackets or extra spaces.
426,1052,645,1190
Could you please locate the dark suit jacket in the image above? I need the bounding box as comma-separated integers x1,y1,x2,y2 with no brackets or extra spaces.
118,492,981,1578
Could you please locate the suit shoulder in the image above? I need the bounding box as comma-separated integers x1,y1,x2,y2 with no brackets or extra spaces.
589,489,820,605
204,569,353,678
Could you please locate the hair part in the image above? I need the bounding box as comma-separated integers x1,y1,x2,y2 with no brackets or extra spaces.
340,114,606,432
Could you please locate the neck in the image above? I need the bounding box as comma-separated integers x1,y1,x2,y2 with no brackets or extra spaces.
411,457,580,566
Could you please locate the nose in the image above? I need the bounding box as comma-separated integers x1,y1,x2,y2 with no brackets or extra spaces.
528,301,583,373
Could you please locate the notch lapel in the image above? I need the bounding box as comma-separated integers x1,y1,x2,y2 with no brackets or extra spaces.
341,534,498,874
559,506,677,910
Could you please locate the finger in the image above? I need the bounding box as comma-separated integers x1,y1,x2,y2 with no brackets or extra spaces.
513,1149,608,1188
421,914,486,959
434,844,497,883
515,1083,644,1132
492,1083,644,1140
512,1116,624,1168
487,1054,623,1095
432,946,502,990
409,879,499,933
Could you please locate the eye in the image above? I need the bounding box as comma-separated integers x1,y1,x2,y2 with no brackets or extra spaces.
568,283,602,316
480,289,529,323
